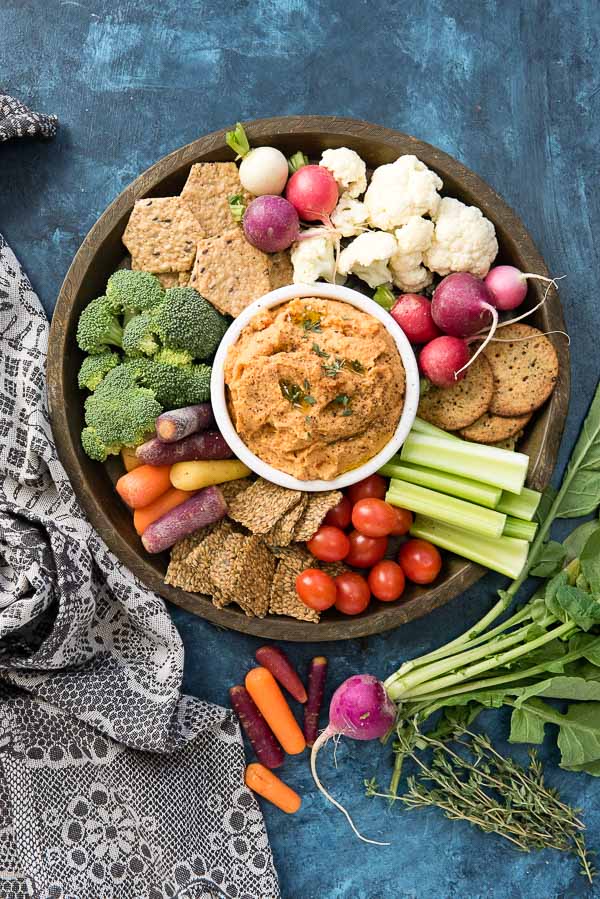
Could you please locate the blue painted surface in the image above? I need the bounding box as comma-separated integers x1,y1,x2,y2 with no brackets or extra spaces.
2,1,600,895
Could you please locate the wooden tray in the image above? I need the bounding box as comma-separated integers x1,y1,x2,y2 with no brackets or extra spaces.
47,116,570,641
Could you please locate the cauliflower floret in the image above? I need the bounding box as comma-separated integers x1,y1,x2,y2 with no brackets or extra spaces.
331,194,369,237
291,234,342,284
320,147,367,198
389,216,434,292
337,231,397,288
364,155,443,231
424,196,498,278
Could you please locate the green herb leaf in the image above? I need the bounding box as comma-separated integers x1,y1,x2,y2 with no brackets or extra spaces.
225,121,250,159
557,471,600,518
554,585,600,631
530,540,567,577
349,359,365,374
279,379,316,409
372,284,396,310
511,697,600,768
513,675,600,707
509,702,547,744
580,529,600,595
288,150,309,174
228,194,246,223
311,343,329,359
564,519,600,562
321,357,346,378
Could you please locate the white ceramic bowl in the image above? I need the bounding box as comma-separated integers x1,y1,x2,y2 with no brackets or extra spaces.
210,282,420,492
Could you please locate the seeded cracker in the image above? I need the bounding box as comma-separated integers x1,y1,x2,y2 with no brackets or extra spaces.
190,228,271,318
483,323,559,416
418,354,494,431
169,523,218,564
228,478,302,534
180,162,251,238
459,410,532,444
122,197,203,273
178,271,191,286
264,496,308,547
219,477,253,503
293,491,343,542
268,251,294,289
269,547,320,623
211,534,274,617
183,520,238,595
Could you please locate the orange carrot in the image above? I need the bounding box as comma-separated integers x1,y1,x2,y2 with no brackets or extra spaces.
133,488,195,535
116,465,172,510
245,763,301,814
245,667,306,755
121,446,142,472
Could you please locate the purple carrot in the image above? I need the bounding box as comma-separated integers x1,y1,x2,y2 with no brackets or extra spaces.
256,645,308,703
229,685,285,769
141,486,227,553
156,403,214,443
136,431,233,466
303,656,328,747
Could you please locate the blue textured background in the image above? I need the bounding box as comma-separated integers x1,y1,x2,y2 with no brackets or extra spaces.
2,1,600,896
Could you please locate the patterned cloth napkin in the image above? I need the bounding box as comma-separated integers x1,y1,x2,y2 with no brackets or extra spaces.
0,93,58,141
0,109,279,898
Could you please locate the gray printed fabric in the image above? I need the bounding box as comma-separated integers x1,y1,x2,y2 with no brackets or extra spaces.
0,94,58,141
0,233,279,898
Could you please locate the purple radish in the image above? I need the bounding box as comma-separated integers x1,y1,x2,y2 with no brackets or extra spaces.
136,431,233,466
484,265,559,312
431,273,500,376
243,195,301,252
419,336,470,388
310,674,396,845
156,403,214,443
141,485,227,553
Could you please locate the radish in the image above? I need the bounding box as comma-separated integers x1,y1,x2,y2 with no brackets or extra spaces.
226,122,289,195
285,165,339,224
431,272,501,376
310,674,395,844
243,196,301,253
419,336,470,387
484,265,559,312
391,294,441,344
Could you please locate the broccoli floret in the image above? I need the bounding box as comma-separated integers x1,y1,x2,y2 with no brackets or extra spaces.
154,347,193,367
78,352,121,391
122,312,160,358
126,358,212,408
106,269,165,314
152,287,228,361
76,296,124,355
81,376,162,461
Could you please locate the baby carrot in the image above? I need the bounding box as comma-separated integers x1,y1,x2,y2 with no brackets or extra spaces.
133,487,195,535
116,464,172,510
121,446,142,472
245,667,306,755
245,763,301,814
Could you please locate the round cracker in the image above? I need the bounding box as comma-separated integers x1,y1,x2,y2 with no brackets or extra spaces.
459,410,532,444
418,354,494,431
483,323,559,416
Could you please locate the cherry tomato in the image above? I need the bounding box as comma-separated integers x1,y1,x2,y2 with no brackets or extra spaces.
324,495,353,529
398,539,442,585
344,530,388,568
295,569,337,611
351,498,397,538
307,526,350,562
368,560,406,602
334,572,371,615
347,474,387,505
389,506,413,537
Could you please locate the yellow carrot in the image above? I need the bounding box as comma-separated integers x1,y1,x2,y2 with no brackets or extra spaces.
170,459,251,491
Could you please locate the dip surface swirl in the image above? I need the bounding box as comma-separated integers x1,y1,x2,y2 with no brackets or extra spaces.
224,297,406,480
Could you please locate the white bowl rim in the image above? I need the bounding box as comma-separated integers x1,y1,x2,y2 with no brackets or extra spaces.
210,282,420,492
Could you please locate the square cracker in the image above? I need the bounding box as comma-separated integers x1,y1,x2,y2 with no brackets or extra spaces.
123,197,203,272
293,491,343,542
190,228,271,317
264,496,308,548
211,533,274,618
269,548,320,623
228,478,303,534
180,162,250,238
268,251,293,289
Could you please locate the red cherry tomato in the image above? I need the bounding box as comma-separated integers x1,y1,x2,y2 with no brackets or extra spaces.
398,539,442,585
334,572,371,615
389,506,413,537
307,526,350,562
295,569,337,611
324,495,353,529
368,560,406,602
346,474,387,505
351,498,397,538
344,530,388,568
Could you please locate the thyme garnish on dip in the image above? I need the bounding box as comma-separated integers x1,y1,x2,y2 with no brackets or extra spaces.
279,379,316,409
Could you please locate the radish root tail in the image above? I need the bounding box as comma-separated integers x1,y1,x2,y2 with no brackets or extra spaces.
498,275,564,329
454,304,498,379
310,730,390,846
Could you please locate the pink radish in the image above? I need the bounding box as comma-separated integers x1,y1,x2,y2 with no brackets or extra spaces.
419,336,470,387
484,265,558,312
391,294,441,344
285,165,339,223
310,674,395,844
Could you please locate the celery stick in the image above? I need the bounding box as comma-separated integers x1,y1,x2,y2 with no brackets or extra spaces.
496,486,541,521
410,515,529,580
412,417,461,442
400,433,528,495
379,460,502,509
503,516,538,542
387,481,507,538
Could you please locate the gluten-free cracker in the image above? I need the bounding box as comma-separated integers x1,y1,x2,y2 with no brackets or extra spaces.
211,534,274,617
180,162,250,238
122,197,203,273
228,478,302,534
190,228,271,318
459,410,532,444
178,271,191,286
483,324,559,416
269,548,320,623
418,354,494,431
293,491,343,542
268,251,294,289
264,496,308,548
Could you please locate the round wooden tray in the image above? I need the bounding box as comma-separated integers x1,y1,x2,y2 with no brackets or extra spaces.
47,116,570,641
